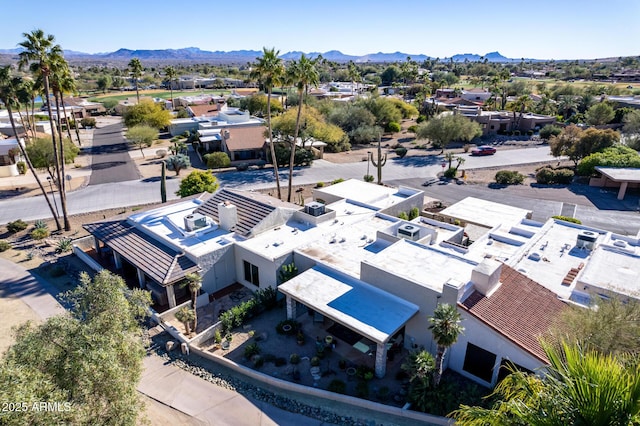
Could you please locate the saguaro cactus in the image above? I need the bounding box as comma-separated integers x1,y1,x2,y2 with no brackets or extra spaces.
370,135,387,185
160,161,167,203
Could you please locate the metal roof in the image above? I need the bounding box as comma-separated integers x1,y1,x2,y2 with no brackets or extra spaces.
83,220,199,286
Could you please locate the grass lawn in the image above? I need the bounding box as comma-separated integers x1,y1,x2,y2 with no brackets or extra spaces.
88,89,230,103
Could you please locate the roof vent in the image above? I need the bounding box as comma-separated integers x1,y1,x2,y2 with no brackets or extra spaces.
613,240,627,248
305,202,326,217
397,224,420,241
576,231,597,250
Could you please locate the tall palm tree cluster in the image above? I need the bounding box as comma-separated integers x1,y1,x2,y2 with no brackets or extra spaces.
0,29,81,231
250,47,320,202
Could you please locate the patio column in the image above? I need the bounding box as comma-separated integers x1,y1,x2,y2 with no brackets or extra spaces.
136,268,146,289
166,285,177,309
286,296,296,320
93,237,101,255
617,181,628,200
113,252,122,269
374,342,387,378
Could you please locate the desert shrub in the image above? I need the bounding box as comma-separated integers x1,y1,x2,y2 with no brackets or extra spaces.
7,219,28,233
327,379,347,394
395,147,408,158
552,215,582,224
56,238,73,253
16,161,26,174
363,174,374,182
244,342,261,359
316,181,325,188
397,212,409,220
513,130,521,136
204,152,231,169
495,170,525,185
463,144,471,153
331,178,345,185
289,353,300,364
34,220,47,230
407,125,418,133
310,357,320,367
387,121,401,133
443,167,457,179
0,240,11,252
155,149,167,158
30,227,50,240
80,117,96,128
253,355,264,368
254,287,277,310
416,115,426,123
408,207,420,220
536,167,574,184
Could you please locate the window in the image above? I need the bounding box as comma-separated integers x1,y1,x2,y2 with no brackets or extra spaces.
497,359,533,383
243,260,259,286
462,343,496,383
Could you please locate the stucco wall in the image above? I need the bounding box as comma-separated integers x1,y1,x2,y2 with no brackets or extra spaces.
196,245,236,294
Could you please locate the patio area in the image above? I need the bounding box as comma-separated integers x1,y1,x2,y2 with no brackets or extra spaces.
197,301,412,405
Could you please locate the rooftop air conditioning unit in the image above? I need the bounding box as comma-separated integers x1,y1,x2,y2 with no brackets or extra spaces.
576,230,597,250
397,224,420,241
184,213,207,232
305,202,325,217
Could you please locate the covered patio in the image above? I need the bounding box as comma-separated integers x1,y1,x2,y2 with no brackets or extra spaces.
594,166,640,200
278,264,419,378
83,219,200,308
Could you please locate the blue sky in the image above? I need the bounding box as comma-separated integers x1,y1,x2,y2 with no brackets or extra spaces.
4,0,639,59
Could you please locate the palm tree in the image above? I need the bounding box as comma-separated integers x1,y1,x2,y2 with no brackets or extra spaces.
180,273,202,332
128,58,143,103
174,306,196,336
18,29,71,230
250,47,285,200
452,342,640,426
429,303,464,386
286,54,319,202
401,350,436,384
0,67,61,231
164,66,177,107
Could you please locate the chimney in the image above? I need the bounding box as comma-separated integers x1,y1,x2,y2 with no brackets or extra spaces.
471,258,503,297
223,130,230,140
218,201,237,231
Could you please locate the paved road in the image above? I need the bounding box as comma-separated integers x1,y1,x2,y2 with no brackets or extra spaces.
89,122,140,185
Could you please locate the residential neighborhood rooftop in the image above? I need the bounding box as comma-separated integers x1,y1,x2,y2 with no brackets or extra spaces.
439,197,532,228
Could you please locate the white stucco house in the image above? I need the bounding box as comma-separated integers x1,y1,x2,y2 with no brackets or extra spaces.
80,179,639,384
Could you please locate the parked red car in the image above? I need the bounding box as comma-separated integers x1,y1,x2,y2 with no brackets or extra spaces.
471,145,497,156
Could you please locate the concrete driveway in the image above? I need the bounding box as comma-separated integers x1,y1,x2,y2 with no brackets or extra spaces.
89,122,140,185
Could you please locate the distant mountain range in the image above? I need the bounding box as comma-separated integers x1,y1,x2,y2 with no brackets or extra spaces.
0,47,538,63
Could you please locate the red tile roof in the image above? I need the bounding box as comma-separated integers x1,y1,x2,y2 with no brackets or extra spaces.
188,104,219,117
459,264,567,362
224,126,266,151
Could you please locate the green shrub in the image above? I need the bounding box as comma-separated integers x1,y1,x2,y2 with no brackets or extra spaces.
289,353,300,364
377,386,390,401
355,380,369,398
214,329,222,344
407,125,418,133
397,212,409,220
253,355,264,368
244,342,261,359
0,240,11,252
443,167,457,179
327,379,347,394
30,227,50,240
310,357,320,367
7,219,28,233
16,161,26,174
539,124,562,140
80,117,96,128
416,115,426,123
552,215,582,224
535,167,574,184
235,163,249,171
513,130,521,136
316,181,325,188
331,178,345,185
495,170,525,185
363,174,374,182
408,207,420,220
204,152,231,169
395,147,408,158
34,220,47,230
387,121,401,133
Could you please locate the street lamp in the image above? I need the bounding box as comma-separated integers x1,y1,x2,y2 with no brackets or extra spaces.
46,176,59,217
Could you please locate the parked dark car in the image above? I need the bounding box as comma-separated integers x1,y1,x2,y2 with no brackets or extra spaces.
471,145,497,156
